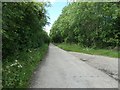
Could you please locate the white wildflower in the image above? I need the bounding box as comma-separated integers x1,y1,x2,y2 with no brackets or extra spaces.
18,65,22,68
10,62,17,67
10,64,14,67
15,60,18,62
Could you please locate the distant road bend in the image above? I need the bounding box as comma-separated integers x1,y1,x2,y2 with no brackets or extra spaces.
30,44,118,88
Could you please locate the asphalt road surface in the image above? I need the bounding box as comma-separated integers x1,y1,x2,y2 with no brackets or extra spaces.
69,52,118,81
30,44,118,88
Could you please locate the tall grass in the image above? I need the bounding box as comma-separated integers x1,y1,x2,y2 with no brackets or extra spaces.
2,44,48,88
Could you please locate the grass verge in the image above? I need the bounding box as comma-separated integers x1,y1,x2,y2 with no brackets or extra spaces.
56,43,119,58
2,44,48,88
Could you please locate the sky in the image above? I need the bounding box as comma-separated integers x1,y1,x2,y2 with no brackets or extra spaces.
37,0,68,34
45,1,68,34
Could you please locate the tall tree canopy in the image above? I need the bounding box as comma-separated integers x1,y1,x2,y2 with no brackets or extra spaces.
2,2,50,59
50,2,120,49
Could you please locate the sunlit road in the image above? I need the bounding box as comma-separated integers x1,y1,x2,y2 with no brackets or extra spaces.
69,51,118,81
30,44,118,88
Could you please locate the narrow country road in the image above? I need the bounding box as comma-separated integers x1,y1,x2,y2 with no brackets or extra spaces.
30,44,118,88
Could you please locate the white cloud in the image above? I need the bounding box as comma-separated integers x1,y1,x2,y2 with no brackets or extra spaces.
37,0,56,3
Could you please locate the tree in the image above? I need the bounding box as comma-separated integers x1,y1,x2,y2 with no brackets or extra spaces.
50,2,120,49
2,2,50,59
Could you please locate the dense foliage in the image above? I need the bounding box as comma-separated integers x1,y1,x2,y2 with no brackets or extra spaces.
2,2,50,59
50,2,120,49
2,2,50,88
